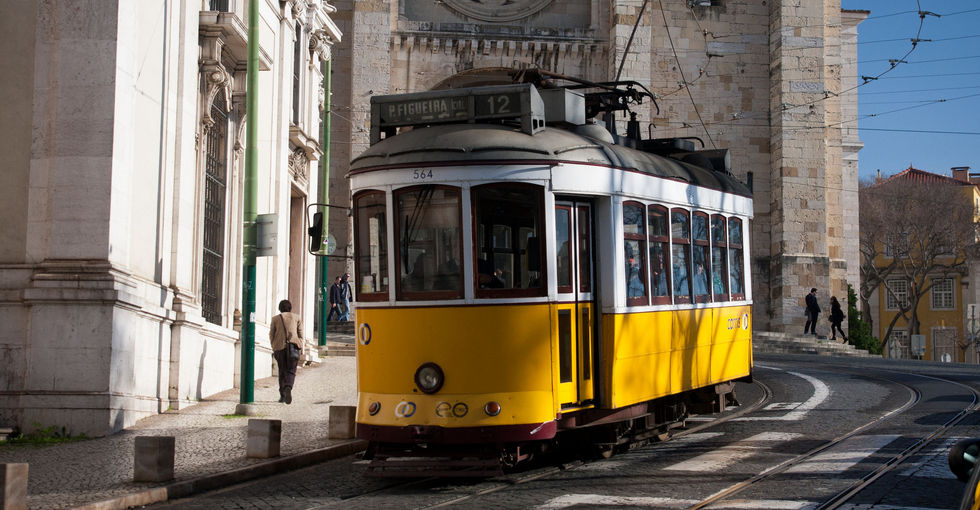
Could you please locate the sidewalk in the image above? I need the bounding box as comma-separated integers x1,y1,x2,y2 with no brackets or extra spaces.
0,337,362,510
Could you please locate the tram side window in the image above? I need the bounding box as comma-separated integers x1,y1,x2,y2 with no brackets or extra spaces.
648,205,670,304
472,184,545,297
624,202,648,306
692,212,710,303
394,186,463,300
728,217,745,299
354,191,388,301
710,215,729,301
671,209,692,303
556,206,572,293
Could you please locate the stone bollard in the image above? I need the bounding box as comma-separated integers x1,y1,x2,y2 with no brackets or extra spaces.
133,436,175,482
1,463,28,510
246,419,281,458
327,405,357,439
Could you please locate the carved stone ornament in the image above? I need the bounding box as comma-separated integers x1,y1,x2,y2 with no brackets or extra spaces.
443,0,554,22
201,66,231,130
289,148,309,179
310,29,333,62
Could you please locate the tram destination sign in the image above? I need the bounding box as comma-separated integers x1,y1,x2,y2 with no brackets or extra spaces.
370,84,544,144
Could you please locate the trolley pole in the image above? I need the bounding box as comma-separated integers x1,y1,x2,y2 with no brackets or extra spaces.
239,0,259,407
318,59,332,347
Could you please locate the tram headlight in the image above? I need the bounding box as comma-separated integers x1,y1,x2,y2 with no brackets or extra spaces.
368,401,381,416
414,363,444,394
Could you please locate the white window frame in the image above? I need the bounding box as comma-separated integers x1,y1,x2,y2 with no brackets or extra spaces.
930,277,955,310
885,279,909,311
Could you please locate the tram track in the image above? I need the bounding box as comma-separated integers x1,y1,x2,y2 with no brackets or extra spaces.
688,368,980,510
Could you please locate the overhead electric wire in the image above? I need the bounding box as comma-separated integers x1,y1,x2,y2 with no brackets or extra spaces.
657,0,715,148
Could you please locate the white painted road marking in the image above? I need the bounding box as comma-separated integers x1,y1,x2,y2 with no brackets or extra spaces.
664,432,804,472
735,371,829,421
536,494,698,508
537,495,813,509
784,435,900,473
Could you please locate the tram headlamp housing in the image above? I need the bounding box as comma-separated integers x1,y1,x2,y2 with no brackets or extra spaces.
414,362,444,394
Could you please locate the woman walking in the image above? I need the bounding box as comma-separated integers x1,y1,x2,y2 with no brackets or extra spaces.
829,296,848,343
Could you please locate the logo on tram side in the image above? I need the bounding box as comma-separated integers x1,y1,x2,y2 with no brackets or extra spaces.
727,313,750,331
394,401,417,418
358,323,372,345
435,402,470,418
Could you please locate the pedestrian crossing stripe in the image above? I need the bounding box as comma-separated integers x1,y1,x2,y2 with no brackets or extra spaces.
664,432,804,471
784,434,900,473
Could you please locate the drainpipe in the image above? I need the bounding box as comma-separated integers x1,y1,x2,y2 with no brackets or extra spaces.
318,58,332,347
239,0,259,406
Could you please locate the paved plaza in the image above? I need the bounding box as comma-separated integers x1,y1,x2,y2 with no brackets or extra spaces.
0,338,360,510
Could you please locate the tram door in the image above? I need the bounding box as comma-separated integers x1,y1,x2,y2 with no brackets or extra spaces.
554,200,595,407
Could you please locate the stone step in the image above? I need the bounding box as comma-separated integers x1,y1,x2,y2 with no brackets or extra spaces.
0,426,17,441
319,342,356,357
753,331,873,358
324,321,355,335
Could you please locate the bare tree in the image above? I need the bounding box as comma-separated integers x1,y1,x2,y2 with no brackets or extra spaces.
859,177,978,352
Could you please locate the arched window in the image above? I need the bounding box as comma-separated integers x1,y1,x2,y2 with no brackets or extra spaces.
692,212,710,303
394,185,463,301
623,201,648,306
710,214,729,301
201,91,229,325
648,205,670,304
354,190,388,301
671,209,691,304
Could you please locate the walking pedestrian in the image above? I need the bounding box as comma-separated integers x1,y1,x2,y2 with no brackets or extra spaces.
326,276,342,322
339,273,353,321
804,287,821,336
269,299,305,404
829,296,848,343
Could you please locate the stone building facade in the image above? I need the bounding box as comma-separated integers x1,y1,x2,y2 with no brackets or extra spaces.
0,0,340,436
325,0,864,332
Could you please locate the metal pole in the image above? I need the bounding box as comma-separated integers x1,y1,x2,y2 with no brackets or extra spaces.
318,59,332,347
239,0,259,405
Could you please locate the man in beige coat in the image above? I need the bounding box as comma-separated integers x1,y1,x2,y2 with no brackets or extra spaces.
269,299,305,404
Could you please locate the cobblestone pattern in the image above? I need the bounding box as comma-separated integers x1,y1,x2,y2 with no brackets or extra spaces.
0,356,357,510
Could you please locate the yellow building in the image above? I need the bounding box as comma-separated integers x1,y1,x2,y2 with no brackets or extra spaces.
866,166,980,363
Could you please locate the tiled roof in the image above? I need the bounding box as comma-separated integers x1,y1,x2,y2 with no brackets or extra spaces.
875,166,977,188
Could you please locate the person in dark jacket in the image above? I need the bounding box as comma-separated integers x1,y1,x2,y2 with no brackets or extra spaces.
269,299,305,404
829,295,848,343
804,287,821,335
326,276,342,322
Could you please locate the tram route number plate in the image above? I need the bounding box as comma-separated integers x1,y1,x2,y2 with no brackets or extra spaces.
378,91,525,126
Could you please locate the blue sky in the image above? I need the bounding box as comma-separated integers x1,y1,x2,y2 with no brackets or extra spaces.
839,0,980,181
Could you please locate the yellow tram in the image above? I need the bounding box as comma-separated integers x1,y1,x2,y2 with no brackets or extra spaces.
331,75,753,475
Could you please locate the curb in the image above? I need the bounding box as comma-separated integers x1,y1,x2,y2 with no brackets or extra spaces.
70,439,368,510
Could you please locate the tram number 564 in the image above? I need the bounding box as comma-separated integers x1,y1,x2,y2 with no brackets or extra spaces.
412,169,433,180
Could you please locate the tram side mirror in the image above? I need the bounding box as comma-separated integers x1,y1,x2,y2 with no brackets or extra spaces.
308,211,324,254
948,437,980,482
527,237,541,272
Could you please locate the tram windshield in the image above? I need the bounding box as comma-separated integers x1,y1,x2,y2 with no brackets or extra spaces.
472,184,545,297
394,186,463,299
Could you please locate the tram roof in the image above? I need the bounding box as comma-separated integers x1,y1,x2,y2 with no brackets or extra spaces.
350,124,752,198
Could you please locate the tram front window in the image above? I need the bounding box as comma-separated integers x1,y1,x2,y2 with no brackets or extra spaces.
394,185,462,299
472,184,545,297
